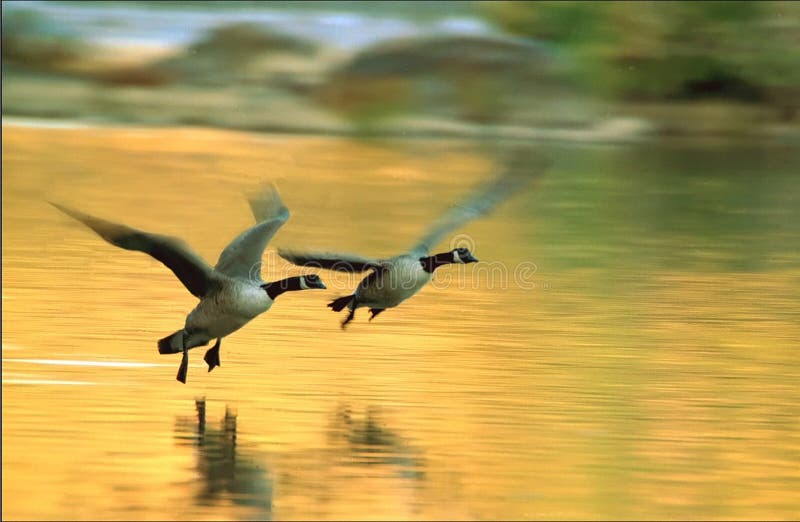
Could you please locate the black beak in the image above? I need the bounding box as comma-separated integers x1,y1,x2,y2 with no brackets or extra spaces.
464,253,478,263
310,279,327,290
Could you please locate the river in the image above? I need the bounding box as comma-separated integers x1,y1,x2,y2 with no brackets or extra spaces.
2,123,799,520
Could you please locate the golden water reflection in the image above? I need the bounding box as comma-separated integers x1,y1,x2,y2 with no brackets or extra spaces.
2,124,799,520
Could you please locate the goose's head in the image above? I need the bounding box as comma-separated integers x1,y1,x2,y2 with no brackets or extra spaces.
452,247,478,264
299,273,327,290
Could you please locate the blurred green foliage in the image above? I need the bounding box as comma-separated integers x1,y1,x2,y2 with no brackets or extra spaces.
481,1,800,119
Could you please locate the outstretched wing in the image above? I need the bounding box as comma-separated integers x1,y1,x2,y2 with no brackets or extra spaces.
278,250,382,273
214,184,289,281
407,149,548,257
51,202,215,298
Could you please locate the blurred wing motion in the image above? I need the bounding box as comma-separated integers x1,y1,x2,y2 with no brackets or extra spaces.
246,182,287,223
215,184,290,281
278,250,382,273
407,149,548,256
50,202,215,298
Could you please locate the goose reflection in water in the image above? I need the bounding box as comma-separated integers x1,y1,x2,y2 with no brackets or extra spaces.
263,404,427,519
326,404,425,480
174,398,273,518
172,401,428,519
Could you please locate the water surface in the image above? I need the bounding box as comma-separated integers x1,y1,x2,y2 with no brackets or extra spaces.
3,124,799,520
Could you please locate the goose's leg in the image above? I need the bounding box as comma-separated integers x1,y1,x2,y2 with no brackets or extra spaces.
176,347,189,384
203,338,222,372
341,305,357,329
368,308,385,322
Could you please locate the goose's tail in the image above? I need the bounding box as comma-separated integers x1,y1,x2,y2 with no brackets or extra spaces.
328,295,354,312
158,330,185,354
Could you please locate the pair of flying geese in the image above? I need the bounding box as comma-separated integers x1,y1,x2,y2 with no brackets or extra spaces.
52,153,540,383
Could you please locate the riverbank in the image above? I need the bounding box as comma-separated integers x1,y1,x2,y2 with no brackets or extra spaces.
6,70,800,144
4,2,798,145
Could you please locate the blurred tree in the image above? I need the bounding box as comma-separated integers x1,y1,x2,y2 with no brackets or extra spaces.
481,1,800,120
723,2,800,121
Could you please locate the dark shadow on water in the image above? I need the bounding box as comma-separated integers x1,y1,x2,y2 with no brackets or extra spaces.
174,398,273,519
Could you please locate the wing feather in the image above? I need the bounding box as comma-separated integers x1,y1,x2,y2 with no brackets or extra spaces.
215,184,289,281
408,149,548,256
51,202,215,298
278,250,381,273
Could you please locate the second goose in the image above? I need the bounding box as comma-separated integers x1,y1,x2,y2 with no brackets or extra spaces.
280,151,543,328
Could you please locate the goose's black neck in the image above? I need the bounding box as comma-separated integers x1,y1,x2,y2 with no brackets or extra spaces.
419,252,454,274
261,277,303,300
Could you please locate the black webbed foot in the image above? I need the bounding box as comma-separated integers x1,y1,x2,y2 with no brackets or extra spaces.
203,338,222,372
368,308,385,322
176,349,189,384
341,306,356,329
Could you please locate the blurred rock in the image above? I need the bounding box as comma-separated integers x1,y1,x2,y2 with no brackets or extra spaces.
314,34,592,128
154,22,323,87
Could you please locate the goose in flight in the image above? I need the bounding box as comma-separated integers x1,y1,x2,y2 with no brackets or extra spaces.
51,185,326,383
279,151,543,328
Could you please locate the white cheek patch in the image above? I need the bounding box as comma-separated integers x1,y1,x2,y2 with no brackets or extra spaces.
453,251,463,264
299,277,309,290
